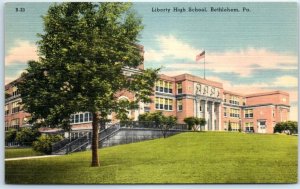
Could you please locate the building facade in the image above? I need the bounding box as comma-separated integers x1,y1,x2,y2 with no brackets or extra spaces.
5,72,290,134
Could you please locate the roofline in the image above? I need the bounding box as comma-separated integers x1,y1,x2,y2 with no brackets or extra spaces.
223,90,245,97
245,90,289,98
173,73,223,88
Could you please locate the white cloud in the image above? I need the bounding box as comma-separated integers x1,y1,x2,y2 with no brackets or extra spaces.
145,35,297,77
5,39,38,65
273,76,298,88
144,35,200,62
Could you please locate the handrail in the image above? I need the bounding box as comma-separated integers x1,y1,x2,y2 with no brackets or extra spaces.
52,133,89,154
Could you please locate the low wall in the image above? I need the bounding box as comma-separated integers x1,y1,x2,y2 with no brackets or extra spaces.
99,128,187,148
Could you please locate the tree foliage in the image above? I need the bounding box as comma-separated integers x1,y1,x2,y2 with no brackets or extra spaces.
33,134,64,154
17,2,158,167
274,121,298,135
5,129,17,143
183,117,206,131
228,121,232,131
138,111,177,138
15,128,40,146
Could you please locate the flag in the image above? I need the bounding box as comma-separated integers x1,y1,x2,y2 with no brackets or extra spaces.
196,51,205,62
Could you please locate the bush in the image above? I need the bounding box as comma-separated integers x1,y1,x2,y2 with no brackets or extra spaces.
33,134,64,154
5,129,17,143
15,128,40,146
274,121,298,134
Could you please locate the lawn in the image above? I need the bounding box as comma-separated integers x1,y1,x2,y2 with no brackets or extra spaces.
5,132,297,184
5,147,44,158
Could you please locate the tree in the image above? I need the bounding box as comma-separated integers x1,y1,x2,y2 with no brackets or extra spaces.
198,118,206,131
33,134,64,154
138,112,177,138
18,2,158,167
183,117,206,131
15,128,40,146
5,129,17,144
161,115,177,138
184,117,195,131
274,121,298,135
228,121,232,131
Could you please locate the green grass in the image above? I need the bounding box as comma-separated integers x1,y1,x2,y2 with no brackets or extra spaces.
5,132,297,184
5,147,44,158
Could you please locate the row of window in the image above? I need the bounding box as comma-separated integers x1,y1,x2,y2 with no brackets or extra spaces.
155,80,173,94
224,108,256,118
155,97,173,111
224,95,245,105
224,122,240,131
155,80,183,94
70,112,93,124
154,97,183,111
5,101,21,115
224,107,240,118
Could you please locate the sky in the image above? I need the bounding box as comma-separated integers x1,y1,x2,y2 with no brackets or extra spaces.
4,2,298,121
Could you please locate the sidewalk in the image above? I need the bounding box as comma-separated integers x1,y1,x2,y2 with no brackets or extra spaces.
5,155,62,161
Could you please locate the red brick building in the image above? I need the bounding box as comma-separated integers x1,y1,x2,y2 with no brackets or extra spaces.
5,70,290,134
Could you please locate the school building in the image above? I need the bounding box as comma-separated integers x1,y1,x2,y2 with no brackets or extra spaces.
5,70,290,135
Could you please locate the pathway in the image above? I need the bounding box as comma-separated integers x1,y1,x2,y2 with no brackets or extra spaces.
5,155,62,161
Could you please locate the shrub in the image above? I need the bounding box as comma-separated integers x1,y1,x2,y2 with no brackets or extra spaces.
274,121,298,134
5,129,17,143
33,134,64,154
15,128,40,146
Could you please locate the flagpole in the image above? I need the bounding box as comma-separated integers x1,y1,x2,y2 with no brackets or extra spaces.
204,50,206,79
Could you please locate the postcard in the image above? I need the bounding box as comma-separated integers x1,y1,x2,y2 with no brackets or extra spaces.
4,1,298,184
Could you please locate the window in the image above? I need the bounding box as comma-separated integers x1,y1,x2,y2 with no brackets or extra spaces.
223,107,227,117
155,80,173,94
177,83,182,94
12,101,20,113
224,122,228,130
5,121,9,131
70,112,92,124
272,109,275,118
231,122,240,131
159,80,164,92
155,97,173,111
245,122,254,132
177,100,183,111
230,108,240,118
5,105,9,115
245,109,253,118
12,86,19,97
229,95,239,105
11,119,20,129
258,121,266,129
84,113,89,122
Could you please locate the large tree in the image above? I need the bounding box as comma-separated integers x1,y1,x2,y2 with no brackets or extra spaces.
18,2,158,167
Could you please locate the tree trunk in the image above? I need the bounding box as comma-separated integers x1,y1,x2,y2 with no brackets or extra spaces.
91,112,100,167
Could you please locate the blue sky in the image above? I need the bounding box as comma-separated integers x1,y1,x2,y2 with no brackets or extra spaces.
4,2,298,120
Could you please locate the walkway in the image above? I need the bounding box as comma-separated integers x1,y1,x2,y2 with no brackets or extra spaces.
5,155,61,161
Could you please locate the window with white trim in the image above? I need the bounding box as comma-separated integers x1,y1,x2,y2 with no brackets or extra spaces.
5,105,9,115
177,83,182,94
155,97,173,111
230,108,240,118
245,109,253,118
155,80,173,94
177,99,183,111
245,122,254,132
70,112,92,124
229,95,239,105
12,101,20,113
